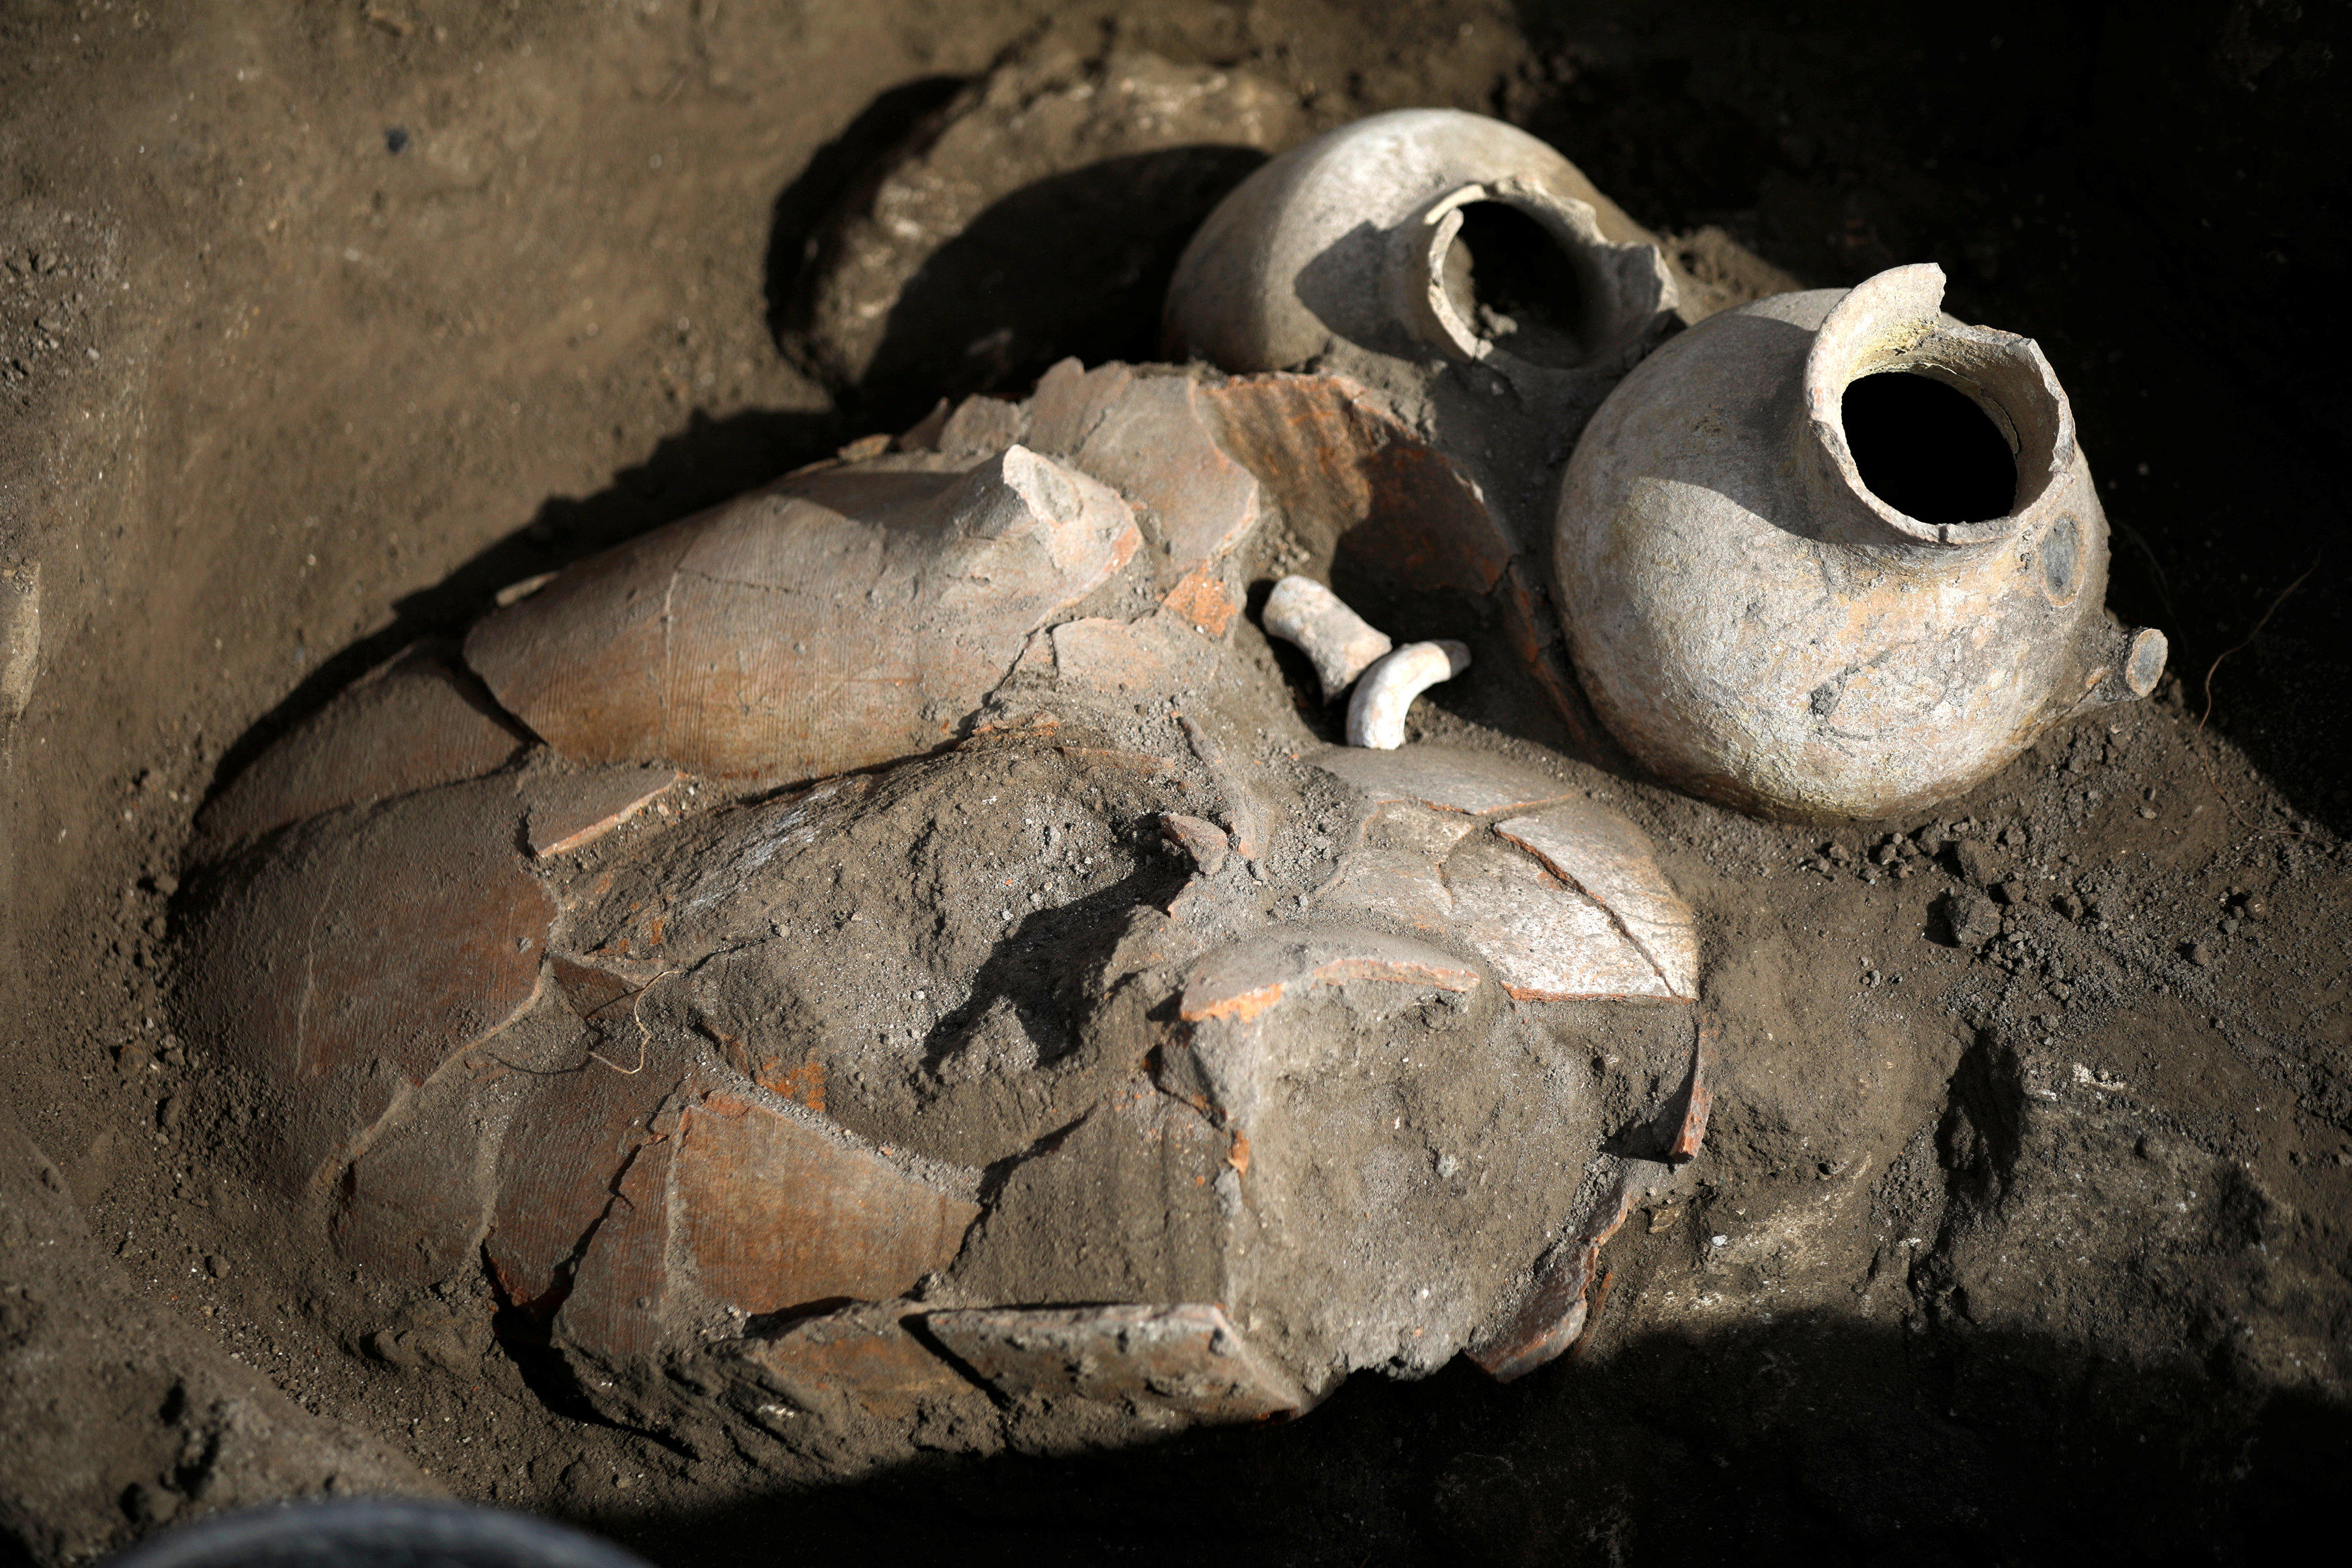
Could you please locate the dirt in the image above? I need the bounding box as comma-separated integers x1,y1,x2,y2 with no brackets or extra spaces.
1,1,2345,1564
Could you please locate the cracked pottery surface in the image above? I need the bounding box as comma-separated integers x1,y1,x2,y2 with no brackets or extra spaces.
177,359,1708,1469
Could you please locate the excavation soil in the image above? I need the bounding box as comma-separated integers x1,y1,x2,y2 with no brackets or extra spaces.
3,2,2347,1564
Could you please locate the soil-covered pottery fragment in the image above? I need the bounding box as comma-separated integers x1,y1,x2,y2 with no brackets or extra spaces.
178,365,1710,1474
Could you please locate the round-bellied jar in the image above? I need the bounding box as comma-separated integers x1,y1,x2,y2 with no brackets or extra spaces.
1554,263,2165,821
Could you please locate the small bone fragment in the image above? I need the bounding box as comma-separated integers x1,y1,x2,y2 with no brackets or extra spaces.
1161,813,1229,876
493,570,558,608
1346,640,1470,749
1262,575,1391,703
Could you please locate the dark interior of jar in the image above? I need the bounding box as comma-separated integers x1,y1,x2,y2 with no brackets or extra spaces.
1437,200,1593,369
1841,370,2019,523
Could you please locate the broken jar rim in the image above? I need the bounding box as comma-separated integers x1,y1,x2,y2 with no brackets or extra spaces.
1801,261,2078,549
1388,175,1673,378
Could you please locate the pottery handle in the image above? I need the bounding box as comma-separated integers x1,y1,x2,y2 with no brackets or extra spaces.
2074,617,2169,709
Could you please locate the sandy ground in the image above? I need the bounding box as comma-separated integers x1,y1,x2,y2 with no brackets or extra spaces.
1,1,2346,1563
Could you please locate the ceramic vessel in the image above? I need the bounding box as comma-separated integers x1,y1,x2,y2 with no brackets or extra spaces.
1554,263,2167,820
1164,107,1679,406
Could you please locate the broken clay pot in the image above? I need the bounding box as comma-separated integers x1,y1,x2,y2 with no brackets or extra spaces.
1554,263,2168,821
178,369,1712,1474
1163,108,1679,400
1162,110,1686,569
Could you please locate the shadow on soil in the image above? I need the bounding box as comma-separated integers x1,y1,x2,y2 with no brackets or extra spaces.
573,1315,2347,1567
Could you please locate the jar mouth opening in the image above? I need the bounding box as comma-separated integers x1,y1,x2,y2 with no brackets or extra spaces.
1394,180,1673,376
1804,264,2075,546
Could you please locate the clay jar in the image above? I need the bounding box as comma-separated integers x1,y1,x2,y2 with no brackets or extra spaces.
1554,263,2167,821
1163,108,1679,448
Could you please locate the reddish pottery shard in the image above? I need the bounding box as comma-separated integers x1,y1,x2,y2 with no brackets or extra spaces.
182,779,554,1192
1177,927,1482,1025
671,1094,980,1317
732,1303,981,1424
198,648,530,851
464,446,1138,779
526,766,684,858
1470,1172,1636,1381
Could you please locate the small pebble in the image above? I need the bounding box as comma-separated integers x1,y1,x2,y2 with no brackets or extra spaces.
2185,942,2212,967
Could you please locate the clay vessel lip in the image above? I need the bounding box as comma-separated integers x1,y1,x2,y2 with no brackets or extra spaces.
1802,262,2078,549
1388,177,1674,376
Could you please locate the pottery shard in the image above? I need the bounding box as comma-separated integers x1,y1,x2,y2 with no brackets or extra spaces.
181,779,554,1192
948,1096,1231,1309
1470,1171,1636,1381
197,648,530,852
1025,357,1134,455
1177,928,1482,1026
333,1100,496,1289
1443,834,1674,1002
1160,812,1229,876
1310,744,1574,817
935,393,1030,459
1167,928,1482,1131
1310,847,1456,934
671,1094,980,1317
1064,369,1261,589
487,1047,684,1313
463,446,1139,780
1202,372,1516,593
1495,805,1697,998
1048,611,1222,701
925,1303,1306,1424
732,1302,977,1424
525,766,683,857
552,1137,673,1366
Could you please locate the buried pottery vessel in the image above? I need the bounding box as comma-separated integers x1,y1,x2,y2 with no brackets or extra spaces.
176,358,1712,1472
1163,107,1681,404
1163,109,1691,571
1554,263,2168,821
